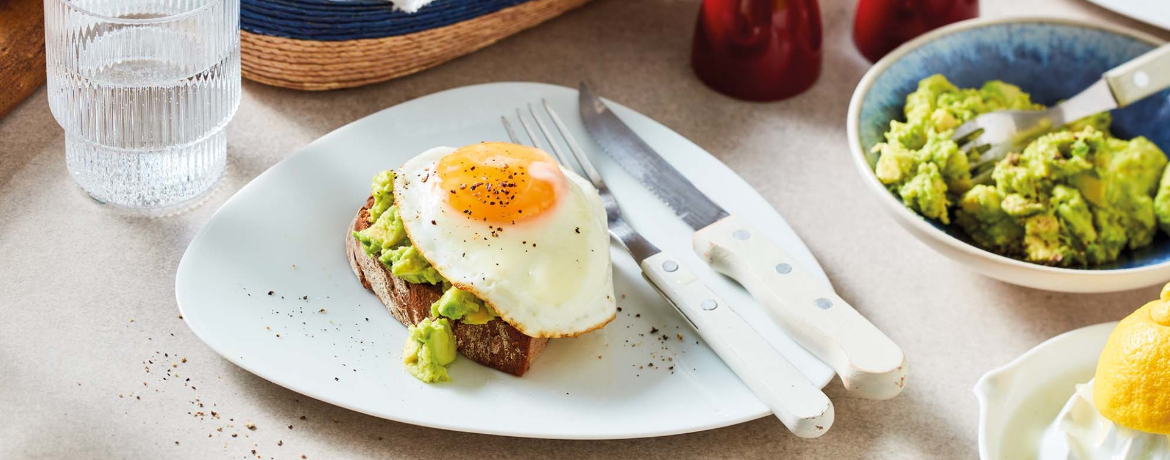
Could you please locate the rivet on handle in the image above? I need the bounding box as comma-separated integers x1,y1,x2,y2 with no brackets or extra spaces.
775,263,792,274
1135,70,1150,88
733,229,750,240
700,299,718,311
662,260,678,272
814,298,833,310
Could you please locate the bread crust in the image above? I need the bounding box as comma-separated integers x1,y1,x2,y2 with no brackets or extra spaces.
346,198,548,376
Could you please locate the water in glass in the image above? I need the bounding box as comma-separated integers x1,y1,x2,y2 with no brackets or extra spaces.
44,0,240,214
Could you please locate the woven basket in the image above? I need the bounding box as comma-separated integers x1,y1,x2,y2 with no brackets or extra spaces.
241,0,591,90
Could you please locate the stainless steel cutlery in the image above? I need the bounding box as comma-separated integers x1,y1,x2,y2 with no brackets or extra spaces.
502,102,835,438
956,44,1170,182
578,83,907,401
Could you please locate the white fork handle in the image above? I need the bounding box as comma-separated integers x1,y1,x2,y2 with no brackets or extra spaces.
692,215,907,400
641,252,834,438
1105,44,1170,107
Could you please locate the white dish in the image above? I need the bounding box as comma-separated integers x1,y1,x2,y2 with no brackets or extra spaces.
1083,0,1170,32
176,82,835,440
974,322,1116,459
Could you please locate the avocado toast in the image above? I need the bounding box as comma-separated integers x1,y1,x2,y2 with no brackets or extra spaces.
346,195,550,377
346,143,617,382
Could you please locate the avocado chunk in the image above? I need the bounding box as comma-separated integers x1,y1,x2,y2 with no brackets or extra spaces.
898,163,951,224
380,246,445,285
955,184,1023,255
402,318,457,383
368,170,395,223
431,286,498,325
353,205,407,257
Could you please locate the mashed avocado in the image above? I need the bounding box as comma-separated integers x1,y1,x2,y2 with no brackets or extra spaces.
381,246,445,285
354,205,406,257
352,170,445,284
874,75,1043,223
431,286,498,325
876,74,1170,267
355,169,508,383
368,170,395,223
403,317,457,383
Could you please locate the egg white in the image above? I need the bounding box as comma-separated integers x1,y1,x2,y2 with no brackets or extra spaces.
393,146,616,338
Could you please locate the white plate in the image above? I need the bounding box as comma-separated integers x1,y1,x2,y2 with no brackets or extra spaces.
974,322,1116,459
1083,0,1170,31
176,82,835,440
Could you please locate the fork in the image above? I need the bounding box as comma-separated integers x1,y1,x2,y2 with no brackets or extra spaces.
954,44,1170,183
501,101,834,438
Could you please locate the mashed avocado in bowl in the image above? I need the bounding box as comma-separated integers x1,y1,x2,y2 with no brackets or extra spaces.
873,74,1170,268
848,18,1170,292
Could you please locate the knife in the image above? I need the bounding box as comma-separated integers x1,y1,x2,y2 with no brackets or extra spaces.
579,83,907,400
506,102,833,437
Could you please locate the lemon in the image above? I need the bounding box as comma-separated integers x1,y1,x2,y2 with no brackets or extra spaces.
1093,282,1170,435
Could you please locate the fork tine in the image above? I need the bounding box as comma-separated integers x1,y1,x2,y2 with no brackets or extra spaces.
965,143,993,167
516,108,544,151
970,156,995,175
540,99,606,188
951,124,984,147
968,143,992,158
527,103,581,175
501,116,522,145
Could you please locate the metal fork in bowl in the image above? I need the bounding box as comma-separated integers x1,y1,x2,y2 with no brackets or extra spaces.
954,44,1170,183
500,101,834,438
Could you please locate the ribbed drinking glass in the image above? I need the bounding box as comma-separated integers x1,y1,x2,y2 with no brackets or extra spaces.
44,0,240,214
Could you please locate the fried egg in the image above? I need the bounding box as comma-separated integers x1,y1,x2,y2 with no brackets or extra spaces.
394,142,616,338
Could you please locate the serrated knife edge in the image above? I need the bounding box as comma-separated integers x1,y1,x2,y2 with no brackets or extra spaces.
577,83,729,230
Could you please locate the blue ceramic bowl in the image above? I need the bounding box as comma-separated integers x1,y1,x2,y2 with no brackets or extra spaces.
847,17,1170,292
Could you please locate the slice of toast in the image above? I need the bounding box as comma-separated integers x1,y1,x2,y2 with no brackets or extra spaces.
346,197,549,376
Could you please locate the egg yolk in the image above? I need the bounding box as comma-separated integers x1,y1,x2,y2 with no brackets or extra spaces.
437,142,565,224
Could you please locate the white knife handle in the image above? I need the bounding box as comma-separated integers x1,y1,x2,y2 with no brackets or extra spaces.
692,215,907,400
1105,44,1170,108
641,252,834,438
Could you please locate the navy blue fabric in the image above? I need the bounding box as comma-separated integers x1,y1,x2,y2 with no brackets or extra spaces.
242,0,534,41
857,21,1170,270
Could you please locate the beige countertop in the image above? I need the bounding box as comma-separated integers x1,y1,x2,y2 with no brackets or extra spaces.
3,0,1168,458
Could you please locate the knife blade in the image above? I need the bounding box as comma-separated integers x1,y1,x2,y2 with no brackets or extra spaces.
577,83,728,230
578,82,908,400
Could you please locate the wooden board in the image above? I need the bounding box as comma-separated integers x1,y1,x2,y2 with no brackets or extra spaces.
0,0,46,120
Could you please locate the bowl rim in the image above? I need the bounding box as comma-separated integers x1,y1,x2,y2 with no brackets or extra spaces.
53,0,222,25
847,15,1169,276
972,321,1117,460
